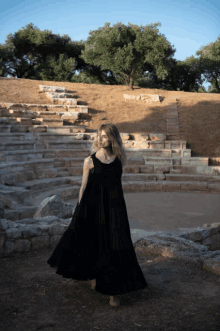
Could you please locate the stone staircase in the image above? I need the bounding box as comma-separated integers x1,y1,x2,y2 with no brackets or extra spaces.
0,85,220,222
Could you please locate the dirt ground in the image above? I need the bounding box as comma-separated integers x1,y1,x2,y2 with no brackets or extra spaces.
0,247,220,331
0,77,220,159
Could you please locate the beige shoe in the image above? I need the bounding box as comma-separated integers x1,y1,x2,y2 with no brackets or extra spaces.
91,279,96,289
109,295,121,307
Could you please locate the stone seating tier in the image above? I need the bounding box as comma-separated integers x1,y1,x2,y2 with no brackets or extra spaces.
0,102,88,112
1,179,220,223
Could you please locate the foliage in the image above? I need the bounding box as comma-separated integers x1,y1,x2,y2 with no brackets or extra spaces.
137,56,205,92
80,21,176,89
196,36,220,92
38,54,76,81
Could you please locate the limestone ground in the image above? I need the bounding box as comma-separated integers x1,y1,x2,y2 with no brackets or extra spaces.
0,247,220,331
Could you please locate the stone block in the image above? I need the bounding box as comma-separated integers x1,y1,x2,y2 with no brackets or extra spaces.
28,126,47,132
123,94,139,101
48,223,68,235
4,240,15,255
0,219,18,230
39,85,66,93
0,235,5,257
189,228,210,242
31,235,50,250
18,225,42,238
143,181,164,191
180,182,208,191
14,239,31,252
124,181,146,192
202,236,212,246
203,256,220,275
211,233,220,251
53,98,77,105
50,234,62,247
162,181,181,191
140,94,162,102
210,222,220,235
129,133,148,141
38,225,50,234
5,228,22,239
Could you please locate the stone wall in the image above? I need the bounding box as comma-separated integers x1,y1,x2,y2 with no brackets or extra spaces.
178,222,220,251
0,215,220,257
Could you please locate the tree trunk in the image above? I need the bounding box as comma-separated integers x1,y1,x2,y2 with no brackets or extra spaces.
214,78,220,92
127,77,134,90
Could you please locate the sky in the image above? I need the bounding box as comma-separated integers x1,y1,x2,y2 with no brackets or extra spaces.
0,0,219,90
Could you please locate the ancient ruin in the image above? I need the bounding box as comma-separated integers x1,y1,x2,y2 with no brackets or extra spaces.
0,83,219,276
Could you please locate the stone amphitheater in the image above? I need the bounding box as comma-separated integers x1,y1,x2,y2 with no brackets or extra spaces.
0,84,219,276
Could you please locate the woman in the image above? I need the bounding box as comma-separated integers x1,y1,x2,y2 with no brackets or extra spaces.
47,123,148,307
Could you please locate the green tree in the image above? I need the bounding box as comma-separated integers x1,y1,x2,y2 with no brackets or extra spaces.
80,21,176,90
138,56,204,92
39,53,76,81
196,36,220,92
0,23,79,80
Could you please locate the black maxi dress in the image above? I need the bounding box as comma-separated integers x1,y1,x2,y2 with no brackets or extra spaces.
47,152,148,296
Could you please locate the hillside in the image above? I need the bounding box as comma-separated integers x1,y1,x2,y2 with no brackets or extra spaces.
0,77,220,159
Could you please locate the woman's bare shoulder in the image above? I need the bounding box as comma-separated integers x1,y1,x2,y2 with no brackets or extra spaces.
85,155,94,169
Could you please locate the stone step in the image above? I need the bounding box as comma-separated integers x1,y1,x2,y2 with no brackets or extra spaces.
4,205,38,222
45,92,75,99
0,146,192,160
0,147,194,163
16,176,73,191
0,162,70,185
4,116,75,130
0,132,188,148
0,137,190,152
11,171,220,194
0,109,80,120
0,124,85,134
1,117,33,125
51,98,77,105
39,85,67,93
5,185,79,221
1,159,218,186
0,102,88,113
3,178,220,221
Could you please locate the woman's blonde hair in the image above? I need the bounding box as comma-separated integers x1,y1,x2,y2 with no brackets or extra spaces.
89,123,127,168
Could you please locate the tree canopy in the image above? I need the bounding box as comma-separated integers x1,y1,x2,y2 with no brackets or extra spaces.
80,21,176,89
196,36,220,92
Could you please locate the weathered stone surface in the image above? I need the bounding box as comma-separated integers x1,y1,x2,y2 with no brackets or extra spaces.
188,228,211,241
33,195,74,219
46,92,73,99
50,234,62,247
123,94,162,103
31,235,50,249
18,225,42,238
39,85,66,93
0,198,4,218
48,223,68,235
149,133,167,141
211,233,220,250
134,234,220,275
5,227,22,239
14,239,31,252
4,240,15,255
140,94,162,102
203,255,220,275
0,219,19,230
0,235,5,256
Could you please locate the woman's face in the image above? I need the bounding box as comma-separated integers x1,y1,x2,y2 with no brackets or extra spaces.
98,130,110,147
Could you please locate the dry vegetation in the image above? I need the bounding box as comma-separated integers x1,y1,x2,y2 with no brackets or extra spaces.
0,77,220,158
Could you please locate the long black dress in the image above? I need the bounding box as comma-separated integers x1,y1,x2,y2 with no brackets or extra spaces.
47,152,148,295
